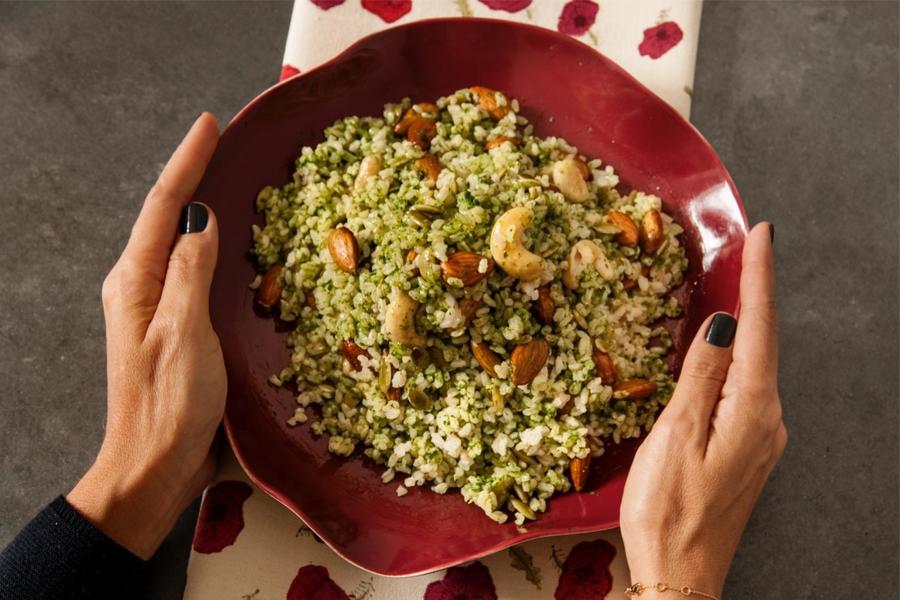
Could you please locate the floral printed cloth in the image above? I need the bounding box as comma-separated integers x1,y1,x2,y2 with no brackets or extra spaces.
185,450,632,600
281,0,702,117
185,2,702,598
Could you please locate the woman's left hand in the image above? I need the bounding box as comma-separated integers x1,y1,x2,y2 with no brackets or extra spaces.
68,113,226,559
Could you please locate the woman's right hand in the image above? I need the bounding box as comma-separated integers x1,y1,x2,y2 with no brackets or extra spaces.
620,222,786,598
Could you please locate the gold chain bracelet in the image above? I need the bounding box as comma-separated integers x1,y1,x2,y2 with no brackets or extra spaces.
625,582,720,600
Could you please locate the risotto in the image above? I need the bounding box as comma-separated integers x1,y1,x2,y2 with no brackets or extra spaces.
250,87,688,525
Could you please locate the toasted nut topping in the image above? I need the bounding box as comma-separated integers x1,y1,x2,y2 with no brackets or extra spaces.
458,297,482,326
384,287,425,348
441,251,495,286
340,339,369,372
534,284,555,325
491,386,506,413
407,387,433,411
490,206,544,281
470,86,510,120
613,379,658,399
640,208,664,255
509,497,536,520
510,338,550,386
327,227,360,274
414,154,442,182
394,103,439,133
570,453,592,492
471,341,502,378
406,249,417,263
563,240,615,289
406,118,437,149
354,155,381,190
622,266,650,291
608,211,639,247
552,157,591,203
591,348,617,385
257,264,283,310
485,136,517,150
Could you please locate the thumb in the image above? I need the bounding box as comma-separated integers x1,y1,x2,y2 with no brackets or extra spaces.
158,202,219,322
659,312,737,439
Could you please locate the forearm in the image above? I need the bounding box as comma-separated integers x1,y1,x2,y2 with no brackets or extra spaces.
0,496,148,599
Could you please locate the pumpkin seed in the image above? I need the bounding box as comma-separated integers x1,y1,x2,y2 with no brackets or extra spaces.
491,387,505,413
408,204,442,227
378,359,392,394
407,388,433,411
509,497,536,520
491,476,512,506
513,483,529,504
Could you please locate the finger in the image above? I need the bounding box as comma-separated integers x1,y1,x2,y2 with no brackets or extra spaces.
120,113,220,285
661,312,737,436
156,202,219,323
733,222,777,382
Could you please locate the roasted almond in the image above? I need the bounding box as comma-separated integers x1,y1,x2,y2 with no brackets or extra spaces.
340,339,369,372
441,251,495,286
393,103,439,133
305,290,317,311
485,136,517,150
570,453,592,492
534,284,555,325
613,379,658,399
510,338,550,386
640,209,664,255
622,265,651,291
405,117,437,149
458,297,482,326
608,211,639,247
386,385,403,402
414,154,442,182
572,157,591,180
591,348,617,385
257,264,283,310
327,227,360,274
471,341,502,378
470,86,510,120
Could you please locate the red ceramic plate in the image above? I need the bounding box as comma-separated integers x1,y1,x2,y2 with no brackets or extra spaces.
195,18,748,576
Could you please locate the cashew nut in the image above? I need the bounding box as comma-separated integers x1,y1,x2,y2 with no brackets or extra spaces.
490,206,544,281
552,158,591,203
563,240,615,289
384,287,426,348
354,155,381,190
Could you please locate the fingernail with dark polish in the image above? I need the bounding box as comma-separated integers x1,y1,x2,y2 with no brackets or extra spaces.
769,223,775,243
705,313,737,348
179,202,208,234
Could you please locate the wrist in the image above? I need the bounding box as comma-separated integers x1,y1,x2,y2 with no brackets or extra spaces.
627,554,725,599
67,446,198,559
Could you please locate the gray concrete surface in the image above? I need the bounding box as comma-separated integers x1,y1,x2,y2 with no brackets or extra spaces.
0,1,896,598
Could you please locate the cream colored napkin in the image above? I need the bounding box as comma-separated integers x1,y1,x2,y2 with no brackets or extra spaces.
282,0,702,117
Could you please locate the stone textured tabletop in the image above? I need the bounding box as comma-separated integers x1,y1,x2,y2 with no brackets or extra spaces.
1,2,897,599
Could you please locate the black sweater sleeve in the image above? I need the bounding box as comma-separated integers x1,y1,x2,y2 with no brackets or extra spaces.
0,496,148,599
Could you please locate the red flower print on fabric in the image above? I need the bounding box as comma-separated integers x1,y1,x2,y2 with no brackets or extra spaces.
477,0,532,12
424,561,498,600
638,21,684,59
280,64,301,81
557,0,599,37
287,565,350,600
192,480,253,554
309,0,346,8
362,0,412,23
554,539,616,599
